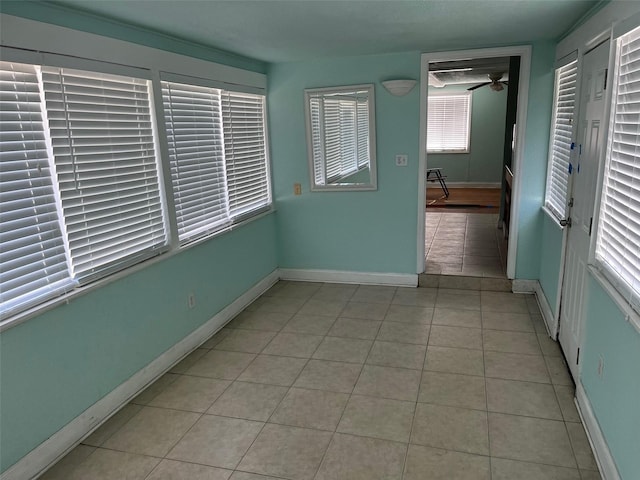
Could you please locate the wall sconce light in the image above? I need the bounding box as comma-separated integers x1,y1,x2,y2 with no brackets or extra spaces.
381,79,417,96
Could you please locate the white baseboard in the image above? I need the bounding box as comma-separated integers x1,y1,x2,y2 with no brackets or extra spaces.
4,269,280,480
278,268,418,287
443,182,502,188
511,279,537,293
575,382,620,480
511,279,555,338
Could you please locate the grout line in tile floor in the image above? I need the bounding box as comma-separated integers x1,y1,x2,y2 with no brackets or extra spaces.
40,281,600,480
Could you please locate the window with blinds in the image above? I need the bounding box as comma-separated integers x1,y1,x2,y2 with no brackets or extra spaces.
545,60,578,221
309,92,370,184
595,25,640,312
0,61,75,318
427,92,471,153
41,67,167,281
222,91,270,218
162,81,230,243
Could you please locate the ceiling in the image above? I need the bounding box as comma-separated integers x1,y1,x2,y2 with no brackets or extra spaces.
52,0,602,63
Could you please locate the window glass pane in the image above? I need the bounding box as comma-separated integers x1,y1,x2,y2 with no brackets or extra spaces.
41,66,167,281
0,61,75,319
545,61,578,220
427,93,471,153
222,91,271,218
162,81,230,243
595,25,640,311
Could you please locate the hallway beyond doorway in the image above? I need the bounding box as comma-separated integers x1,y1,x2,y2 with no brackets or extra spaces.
425,212,507,278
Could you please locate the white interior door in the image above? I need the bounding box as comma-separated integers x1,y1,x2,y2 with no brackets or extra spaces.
558,40,610,381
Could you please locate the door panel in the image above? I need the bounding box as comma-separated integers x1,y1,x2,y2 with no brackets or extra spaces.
558,40,609,381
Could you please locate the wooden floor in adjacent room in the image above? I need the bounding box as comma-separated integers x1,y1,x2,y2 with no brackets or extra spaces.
426,187,501,214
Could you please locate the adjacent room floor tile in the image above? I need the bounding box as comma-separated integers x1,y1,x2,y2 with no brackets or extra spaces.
237,354,307,386
315,433,406,480
418,371,486,410
436,291,481,310
237,424,332,480
484,351,550,383
424,345,484,376
432,308,482,328
404,444,490,480
167,415,263,469
328,317,381,339
282,313,336,335
214,329,277,354
102,406,199,457
483,330,541,355
486,378,562,419
491,458,581,480
482,312,534,332
269,387,349,431
366,340,426,369
392,287,437,307
65,448,160,480
384,304,433,324
340,301,389,320
489,412,576,468
312,337,372,363
353,364,421,402
186,350,256,380
337,394,414,443
147,375,230,412
293,359,363,393
376,321,430,345
411,403,489,455
429,325,482,350
207,381,288,421
261,332,323,358
481,292,529,313
145,459,232,480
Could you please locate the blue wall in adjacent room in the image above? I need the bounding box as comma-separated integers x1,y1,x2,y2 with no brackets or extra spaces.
268,52,422,274
427,84,508,184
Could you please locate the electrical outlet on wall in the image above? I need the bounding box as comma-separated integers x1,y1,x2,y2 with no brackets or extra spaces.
294,183,302,195
597,355,605,378
188,293,196,309
395,154,408,167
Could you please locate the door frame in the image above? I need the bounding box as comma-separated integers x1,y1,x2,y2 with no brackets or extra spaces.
417,46,532,277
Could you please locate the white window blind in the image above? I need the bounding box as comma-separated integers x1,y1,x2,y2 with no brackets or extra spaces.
545,60,578,220
222,91,270,218
595,25,640,311
41,67,167,281
0,61,74,319
427,93,471,153
309,93,370,184
162,81,230,243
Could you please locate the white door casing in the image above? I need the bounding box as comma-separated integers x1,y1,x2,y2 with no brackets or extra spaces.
558,40,610,381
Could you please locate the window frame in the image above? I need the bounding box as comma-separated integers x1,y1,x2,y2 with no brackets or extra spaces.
0,37,272,328
592,23,640,317
426,90,472,154
544,55,579,223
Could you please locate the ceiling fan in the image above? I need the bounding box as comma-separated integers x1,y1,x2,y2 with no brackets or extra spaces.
468,72,508,92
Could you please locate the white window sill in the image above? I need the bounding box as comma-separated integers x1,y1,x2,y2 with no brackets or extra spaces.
542,205,567,229
0,207,276,333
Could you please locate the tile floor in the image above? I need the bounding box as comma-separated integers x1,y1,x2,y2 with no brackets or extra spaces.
41,281,601,480
425,211,508,278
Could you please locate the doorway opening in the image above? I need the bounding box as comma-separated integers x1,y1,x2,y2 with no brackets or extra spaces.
417,47,532,279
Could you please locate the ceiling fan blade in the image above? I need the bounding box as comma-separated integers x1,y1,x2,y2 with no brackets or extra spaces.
467,82,491,91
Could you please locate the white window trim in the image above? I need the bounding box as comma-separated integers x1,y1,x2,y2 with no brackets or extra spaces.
426,90,472,154
588,12,640,328
0,16,272,330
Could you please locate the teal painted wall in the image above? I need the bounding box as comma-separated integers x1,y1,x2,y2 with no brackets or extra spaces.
0,216,278,472
538,214,564,315
268,52,421,274
428,84,508,183
514,42,556,279
0,1,266,73
581,276,640,479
